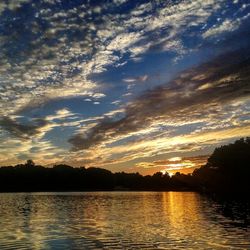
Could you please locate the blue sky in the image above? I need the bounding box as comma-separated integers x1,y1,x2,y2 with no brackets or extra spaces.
0,0,250,174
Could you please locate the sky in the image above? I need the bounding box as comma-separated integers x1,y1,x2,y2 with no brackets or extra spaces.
0,0,249,175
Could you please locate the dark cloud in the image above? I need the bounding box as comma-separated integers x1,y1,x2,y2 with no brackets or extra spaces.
69,47,250,151
0,117,48,139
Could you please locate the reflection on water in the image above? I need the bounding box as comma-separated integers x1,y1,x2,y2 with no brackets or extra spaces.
0,192,249,249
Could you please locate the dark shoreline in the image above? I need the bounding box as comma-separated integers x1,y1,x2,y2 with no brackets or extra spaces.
0,138,249,199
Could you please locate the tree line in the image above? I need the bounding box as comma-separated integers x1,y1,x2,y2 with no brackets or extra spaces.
0,138,249,196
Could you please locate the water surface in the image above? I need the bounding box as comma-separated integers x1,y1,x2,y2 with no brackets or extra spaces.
0,192,249,249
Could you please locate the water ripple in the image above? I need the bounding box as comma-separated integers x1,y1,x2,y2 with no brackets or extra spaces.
0,192,249,249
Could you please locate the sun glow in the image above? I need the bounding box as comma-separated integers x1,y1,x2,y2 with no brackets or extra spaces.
168,157,182,162
159,158,199,176
160,169,174,177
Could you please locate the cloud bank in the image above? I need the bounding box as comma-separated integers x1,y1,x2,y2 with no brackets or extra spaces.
0,0,249,174
69,48,250,151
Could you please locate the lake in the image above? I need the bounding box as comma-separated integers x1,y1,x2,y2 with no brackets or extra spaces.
0,192,249,249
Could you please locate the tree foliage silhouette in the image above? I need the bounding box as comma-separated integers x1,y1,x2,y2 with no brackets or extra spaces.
0,138,249,196
193,137,250,195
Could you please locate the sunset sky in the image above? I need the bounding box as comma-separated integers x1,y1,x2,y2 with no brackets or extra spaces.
0,0,249,175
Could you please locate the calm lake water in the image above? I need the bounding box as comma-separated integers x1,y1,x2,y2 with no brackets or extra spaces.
0,192,249,250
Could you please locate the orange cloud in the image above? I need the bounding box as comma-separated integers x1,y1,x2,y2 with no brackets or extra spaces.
135,155,209,175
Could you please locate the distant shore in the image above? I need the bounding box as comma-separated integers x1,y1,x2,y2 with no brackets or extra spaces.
0,138,249,198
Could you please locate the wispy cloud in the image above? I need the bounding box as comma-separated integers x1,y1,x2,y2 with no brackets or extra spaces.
0,0,249,171
135,155,208,172
0,0,234,116
69,47,250,151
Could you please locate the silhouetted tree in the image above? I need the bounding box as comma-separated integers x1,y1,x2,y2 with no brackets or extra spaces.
25,159,35,167
0,138,249,195
193,137,250,196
